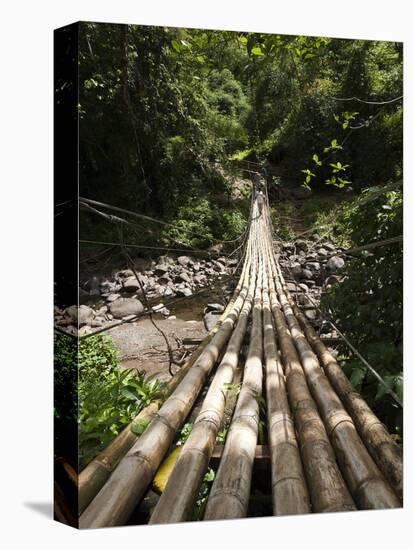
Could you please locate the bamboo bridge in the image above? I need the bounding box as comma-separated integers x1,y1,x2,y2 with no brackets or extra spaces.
77,178,403,528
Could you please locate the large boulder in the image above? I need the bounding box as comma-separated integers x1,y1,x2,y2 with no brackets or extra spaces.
109,298,144,319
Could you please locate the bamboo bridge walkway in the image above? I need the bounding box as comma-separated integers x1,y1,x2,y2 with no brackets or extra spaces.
78,179,403,528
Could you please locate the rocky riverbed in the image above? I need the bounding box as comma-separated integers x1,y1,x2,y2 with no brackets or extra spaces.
54,235,346,379
277,233,346,341
54,254,237,336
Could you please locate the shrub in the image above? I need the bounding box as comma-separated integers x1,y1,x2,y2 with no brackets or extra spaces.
321,185,402,434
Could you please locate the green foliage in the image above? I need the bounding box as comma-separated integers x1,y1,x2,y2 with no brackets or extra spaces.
193,467,216,520
321,186,402,433
78,335,166,468
54,332,78,425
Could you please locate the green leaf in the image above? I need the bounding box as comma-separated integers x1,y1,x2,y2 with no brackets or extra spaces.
171,40,181,53
251,47,265,56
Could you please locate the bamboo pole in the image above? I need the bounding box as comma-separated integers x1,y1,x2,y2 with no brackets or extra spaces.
262,254,311,515
272,256,400,509
79,220,254,528
204,210,264,520
149,229,257,524
264,241,356,513
78,304,232,514
289,296,403,502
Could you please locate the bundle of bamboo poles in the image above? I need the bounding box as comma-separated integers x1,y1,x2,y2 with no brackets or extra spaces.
78,185,402,528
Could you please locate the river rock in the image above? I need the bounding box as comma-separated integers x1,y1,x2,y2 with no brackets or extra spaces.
297,294,311,306
154,264,170,276
194,274,207,285
205,303,225,313
106,293,120,302
65,305,94,326
164,287,175,297
118,269,134,278
177,287,192,297
326,256,345,272
213,261,226,272
305,309,318,320
204,311,220,331
306,262,320,271
301,268,313,280
175,271,191,284
109,297,144,319
292,266,303,280
123,276,141,292
157,255,174,266
158,275,172,285
323,242,336,252
177,256,194,267
295,239,308,252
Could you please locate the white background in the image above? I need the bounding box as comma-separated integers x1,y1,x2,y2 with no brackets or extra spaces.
0,0,410,548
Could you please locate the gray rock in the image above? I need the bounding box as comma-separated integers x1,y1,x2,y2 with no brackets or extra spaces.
305,309,318,320
317,248,328,257
306,262,320,271
177,287,192,297
163,288,175,297
175,271,191,284
123,276,142,292
154,264,170,276
204,311,220,331
157,255,175,266
295,239,308,252
213,261,226,272
301,269,313,280
177,256,194,267
158,275,172,285
118,269,134,278
323,242,336,252
106,293,121,302
56,317,72,327
227,258,238,266
109,298,144,319
297,294,311,306
205,303,225,313
292,266,303,280
327,256,345,272
90,318,104,328
65,304,94,326
194,274,207,285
